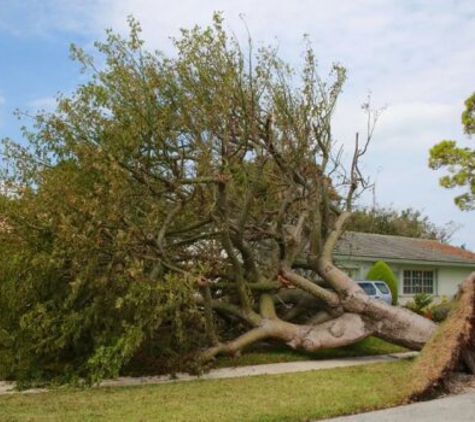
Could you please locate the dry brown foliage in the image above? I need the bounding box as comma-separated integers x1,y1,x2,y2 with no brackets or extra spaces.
407,272,475,401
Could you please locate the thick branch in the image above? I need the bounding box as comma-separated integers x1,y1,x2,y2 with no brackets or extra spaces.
211,280,280,291
201,326,270,361
201,313,373,362
286,313,372,351
216,181,252,310
195,297,261,327
259,293,277,318
200,285,219,345
280,267,342,309
321,210,351,261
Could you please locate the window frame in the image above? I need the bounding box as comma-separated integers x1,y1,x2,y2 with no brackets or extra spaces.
401,268,437,295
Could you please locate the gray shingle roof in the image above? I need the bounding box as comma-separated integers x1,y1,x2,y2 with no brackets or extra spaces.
334,232,475,266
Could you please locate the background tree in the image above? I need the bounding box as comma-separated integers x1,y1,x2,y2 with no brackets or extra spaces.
348,206,459,243
429,92,475,210
0,15,439,384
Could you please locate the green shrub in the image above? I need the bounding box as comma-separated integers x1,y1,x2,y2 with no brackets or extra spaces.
413,292,434,310
428,296,455,323
431,304,452,323
404,292,434,317
403,293,456,322
366,261,398,305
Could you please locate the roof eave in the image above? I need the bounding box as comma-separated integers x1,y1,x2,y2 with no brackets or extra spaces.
334,254,475,268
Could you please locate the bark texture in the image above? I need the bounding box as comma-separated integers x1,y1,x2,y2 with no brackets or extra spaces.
202,270,437,361
201,225,438,361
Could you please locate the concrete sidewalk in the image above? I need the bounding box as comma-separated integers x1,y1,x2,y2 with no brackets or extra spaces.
319,392,475,421
0,351,416,394
100,351,417,388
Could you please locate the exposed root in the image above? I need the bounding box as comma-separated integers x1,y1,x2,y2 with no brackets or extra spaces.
406,272,475,402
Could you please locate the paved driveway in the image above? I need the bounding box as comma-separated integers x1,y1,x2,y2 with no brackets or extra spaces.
319,392,475,421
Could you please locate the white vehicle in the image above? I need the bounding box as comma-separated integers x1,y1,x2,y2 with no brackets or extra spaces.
356,280,393,305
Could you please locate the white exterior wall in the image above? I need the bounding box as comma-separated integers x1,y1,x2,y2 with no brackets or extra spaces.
337,258,475,303
392,264,474,301
437,267,475,297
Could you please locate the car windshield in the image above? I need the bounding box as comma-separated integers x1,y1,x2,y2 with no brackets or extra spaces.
375,282,390,294
358,282,376,295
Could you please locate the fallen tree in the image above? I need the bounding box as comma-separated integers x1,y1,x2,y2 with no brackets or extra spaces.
0,15,441,383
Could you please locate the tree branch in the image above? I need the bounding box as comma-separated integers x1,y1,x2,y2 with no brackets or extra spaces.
279,267,341,309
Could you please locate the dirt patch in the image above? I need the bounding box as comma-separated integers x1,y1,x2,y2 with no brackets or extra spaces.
444,373,475,395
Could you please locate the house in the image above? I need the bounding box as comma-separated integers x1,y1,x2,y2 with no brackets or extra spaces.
334,232,475,301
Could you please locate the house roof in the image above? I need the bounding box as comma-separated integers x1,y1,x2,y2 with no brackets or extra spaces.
334,232,475,266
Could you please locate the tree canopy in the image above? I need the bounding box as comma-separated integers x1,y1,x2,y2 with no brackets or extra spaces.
348,206,458,243
0,14,437,385
429,92,475,210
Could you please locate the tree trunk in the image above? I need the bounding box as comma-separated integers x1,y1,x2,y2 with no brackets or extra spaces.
201,251,438,362
202,296,436,361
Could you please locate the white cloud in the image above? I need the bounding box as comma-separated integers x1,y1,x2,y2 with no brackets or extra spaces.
27,97,57,111
3,0,475,248
374,102,461,149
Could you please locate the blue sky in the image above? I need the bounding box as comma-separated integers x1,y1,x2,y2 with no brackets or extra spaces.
1,0,475,248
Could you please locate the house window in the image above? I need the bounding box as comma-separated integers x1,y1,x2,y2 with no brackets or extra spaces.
403,270,435,294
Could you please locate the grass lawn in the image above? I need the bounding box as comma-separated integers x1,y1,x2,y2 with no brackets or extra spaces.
0,360,413,422
213,336,408,368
